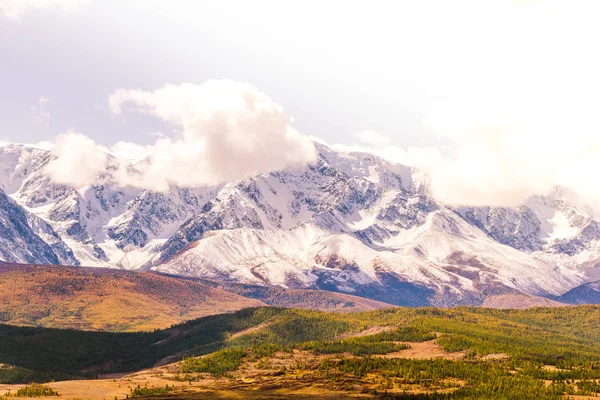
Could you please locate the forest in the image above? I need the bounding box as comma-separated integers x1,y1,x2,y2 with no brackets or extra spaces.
2,306,600,398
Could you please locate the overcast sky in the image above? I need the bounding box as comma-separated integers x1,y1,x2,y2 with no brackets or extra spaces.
2,0,600,206
0,0,445,147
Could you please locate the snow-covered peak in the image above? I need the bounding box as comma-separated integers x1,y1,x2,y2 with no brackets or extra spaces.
0,144,52,195
315,142,415,191
2,140,600,306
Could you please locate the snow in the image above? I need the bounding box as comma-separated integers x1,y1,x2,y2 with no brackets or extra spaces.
2,141,600,304
547,211,580,242
346,190,400,231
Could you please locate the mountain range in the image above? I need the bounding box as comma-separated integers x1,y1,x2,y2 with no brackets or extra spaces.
2,142,600,307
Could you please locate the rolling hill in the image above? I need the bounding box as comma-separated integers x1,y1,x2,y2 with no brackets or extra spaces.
0,262,264,331
0,262,395,331
2,306,600,398
558,279,600,304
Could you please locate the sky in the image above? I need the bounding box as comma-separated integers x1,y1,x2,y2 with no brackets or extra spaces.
0,0,439,147
2,0,600,206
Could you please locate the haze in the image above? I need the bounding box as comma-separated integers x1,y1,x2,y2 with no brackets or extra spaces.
2,0,600,206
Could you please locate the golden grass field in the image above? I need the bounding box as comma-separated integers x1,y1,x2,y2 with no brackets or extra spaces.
0,262,394,332
0,263,264,331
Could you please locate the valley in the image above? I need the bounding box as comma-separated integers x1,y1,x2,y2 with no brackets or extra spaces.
2,306,600,398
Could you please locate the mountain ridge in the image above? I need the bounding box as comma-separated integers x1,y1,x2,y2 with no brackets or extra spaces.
2,142,600,307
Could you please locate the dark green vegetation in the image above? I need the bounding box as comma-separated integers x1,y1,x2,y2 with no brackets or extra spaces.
129,384,174,397
0,365,69,385
3,306,600,398
4,383,60,397
0,307,282,380
298,339,410,356
180,348,247,376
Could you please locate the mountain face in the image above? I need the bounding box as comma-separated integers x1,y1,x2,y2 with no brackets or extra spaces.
0,188,76,265
557,277,600,304
1,142,600,306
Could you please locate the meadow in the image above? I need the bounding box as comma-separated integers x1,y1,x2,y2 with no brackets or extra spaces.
2,306,600,398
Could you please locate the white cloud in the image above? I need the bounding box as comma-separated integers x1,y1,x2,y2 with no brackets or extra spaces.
353,130,391,149
322,0,600,207
12,1,600,206
148,131,167,139
331,131,411,167
400,1,600,206
108,79,317,190
32,140,54,150
46,80,317,190
44,132,108,188
335,125,600,207
29,96,51,129
109,141,153,163
0,0,89,20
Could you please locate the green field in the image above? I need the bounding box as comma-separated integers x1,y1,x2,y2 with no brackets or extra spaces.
2,306,600,398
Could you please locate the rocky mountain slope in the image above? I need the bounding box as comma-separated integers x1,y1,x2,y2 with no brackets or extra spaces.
1,142,600,306
0,189,76,265
558,279,600,304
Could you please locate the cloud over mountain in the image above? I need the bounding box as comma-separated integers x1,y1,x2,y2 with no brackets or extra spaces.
335,123,600,208
44,132,108,188
45,80,317,190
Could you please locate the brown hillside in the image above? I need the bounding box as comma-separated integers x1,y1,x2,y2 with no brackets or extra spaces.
0,262,264,332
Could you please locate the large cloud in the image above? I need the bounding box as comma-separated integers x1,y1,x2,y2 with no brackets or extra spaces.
326,0,600,207
412,1,600,207
334,123,600,207
414,79,600,206
46,80,317,190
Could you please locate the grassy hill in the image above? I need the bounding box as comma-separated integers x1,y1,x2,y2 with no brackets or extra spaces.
2,306,600,398
0,263,395,332
0,262,265,331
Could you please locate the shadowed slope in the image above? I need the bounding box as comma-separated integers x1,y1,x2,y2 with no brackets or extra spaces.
558,280,600,304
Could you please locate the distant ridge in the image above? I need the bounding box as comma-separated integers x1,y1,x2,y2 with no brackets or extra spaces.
481,292,565,309
558,280,600,304
177,276,396,312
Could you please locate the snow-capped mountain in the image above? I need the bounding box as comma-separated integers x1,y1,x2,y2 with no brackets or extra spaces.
2,142,600,306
